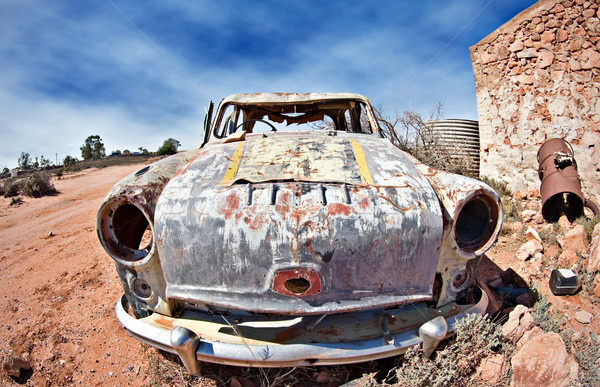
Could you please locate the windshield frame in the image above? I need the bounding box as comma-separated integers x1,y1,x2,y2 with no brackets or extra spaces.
207,93,381,144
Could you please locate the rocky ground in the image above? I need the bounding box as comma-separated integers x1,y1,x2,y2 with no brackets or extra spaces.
0,164,598,386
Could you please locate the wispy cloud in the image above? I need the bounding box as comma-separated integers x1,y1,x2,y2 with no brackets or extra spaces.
0,0,536,169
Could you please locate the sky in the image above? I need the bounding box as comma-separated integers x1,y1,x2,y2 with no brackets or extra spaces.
0,0,538,170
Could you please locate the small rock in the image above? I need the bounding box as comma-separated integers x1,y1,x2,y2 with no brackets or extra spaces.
511,332,578,386
517,48,537,59
558,225,589,255
574,310,593,324
556,29,569,42
521,210,538,223
528,259,542,279
514,189,530,201
526,226,542,243
472,354,507,385
502,304,534,342
558,215,571,230
516,239,543,261
537,49,555,68
558,250,579,268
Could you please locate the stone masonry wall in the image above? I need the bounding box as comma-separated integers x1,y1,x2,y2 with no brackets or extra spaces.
470,0,600,204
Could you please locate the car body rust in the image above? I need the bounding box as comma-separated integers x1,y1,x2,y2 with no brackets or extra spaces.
98,92,502,371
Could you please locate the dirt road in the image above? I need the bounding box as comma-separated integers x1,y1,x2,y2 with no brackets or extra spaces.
0,165,156,386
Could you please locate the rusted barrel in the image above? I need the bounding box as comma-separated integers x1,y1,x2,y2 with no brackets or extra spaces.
537,138,584,222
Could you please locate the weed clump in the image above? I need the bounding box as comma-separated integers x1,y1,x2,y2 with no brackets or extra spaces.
3,180,22,198
9,197,22,206
531,290,565,334
574,215,600,241
396,314,506,386
572,330,600,385
21,172,56,198
480,176,512,197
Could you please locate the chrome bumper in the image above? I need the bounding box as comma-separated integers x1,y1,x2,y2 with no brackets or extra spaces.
115,289,488,373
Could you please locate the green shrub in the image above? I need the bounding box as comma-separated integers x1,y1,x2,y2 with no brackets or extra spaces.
481,176,512,197
21,172,56,198
9,196,22,206
531,290,565,334
573,330,600,385
574,215,600,241
3,181,21,197
502,198,521,222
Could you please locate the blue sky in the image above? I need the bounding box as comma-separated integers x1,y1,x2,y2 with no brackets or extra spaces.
0,0,537,169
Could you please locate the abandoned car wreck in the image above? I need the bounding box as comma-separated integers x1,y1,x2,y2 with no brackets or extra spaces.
97,93,502,373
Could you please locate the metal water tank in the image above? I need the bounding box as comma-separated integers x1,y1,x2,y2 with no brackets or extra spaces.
424,119,480,176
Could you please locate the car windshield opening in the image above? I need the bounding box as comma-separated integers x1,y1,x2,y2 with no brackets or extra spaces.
214,100,374,139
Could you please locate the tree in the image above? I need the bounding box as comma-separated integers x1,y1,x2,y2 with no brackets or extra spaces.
374,103,471,176
40,155,51,167
18,152,32,171
80,135,106,160
138,146,149,155
157,138,181,155
63,155,78,166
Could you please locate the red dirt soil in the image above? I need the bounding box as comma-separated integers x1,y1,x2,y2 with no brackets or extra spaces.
0,165,155,386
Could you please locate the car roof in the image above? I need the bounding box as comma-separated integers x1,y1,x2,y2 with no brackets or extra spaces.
219,92,372,105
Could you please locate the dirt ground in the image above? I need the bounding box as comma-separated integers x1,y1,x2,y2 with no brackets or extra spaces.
0,164,598,386
0,165,156,386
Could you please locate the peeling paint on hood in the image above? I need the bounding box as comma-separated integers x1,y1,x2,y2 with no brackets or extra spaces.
224,134,365,185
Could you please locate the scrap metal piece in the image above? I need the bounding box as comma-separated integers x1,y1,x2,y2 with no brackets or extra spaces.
537,138,584,222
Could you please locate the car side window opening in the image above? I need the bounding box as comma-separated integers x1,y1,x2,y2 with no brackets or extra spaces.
213,101,374,139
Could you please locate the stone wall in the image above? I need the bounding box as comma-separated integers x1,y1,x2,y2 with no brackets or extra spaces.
470,0,600,204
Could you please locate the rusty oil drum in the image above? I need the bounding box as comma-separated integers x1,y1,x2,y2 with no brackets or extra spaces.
537,138,584,222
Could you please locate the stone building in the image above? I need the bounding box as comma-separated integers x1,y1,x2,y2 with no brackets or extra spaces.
470,0,600,204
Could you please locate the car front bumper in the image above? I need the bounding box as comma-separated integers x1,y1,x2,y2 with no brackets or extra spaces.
115,289,488,373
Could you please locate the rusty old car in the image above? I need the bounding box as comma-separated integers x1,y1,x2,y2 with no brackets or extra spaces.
97,93,502,373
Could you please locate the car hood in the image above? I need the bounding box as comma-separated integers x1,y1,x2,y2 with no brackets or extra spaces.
155,132,443,315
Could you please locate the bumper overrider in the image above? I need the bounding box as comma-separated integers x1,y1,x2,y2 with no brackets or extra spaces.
115,288,488,373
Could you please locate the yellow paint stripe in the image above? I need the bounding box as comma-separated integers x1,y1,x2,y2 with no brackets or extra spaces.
349,139,374,185
220,141,245,185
